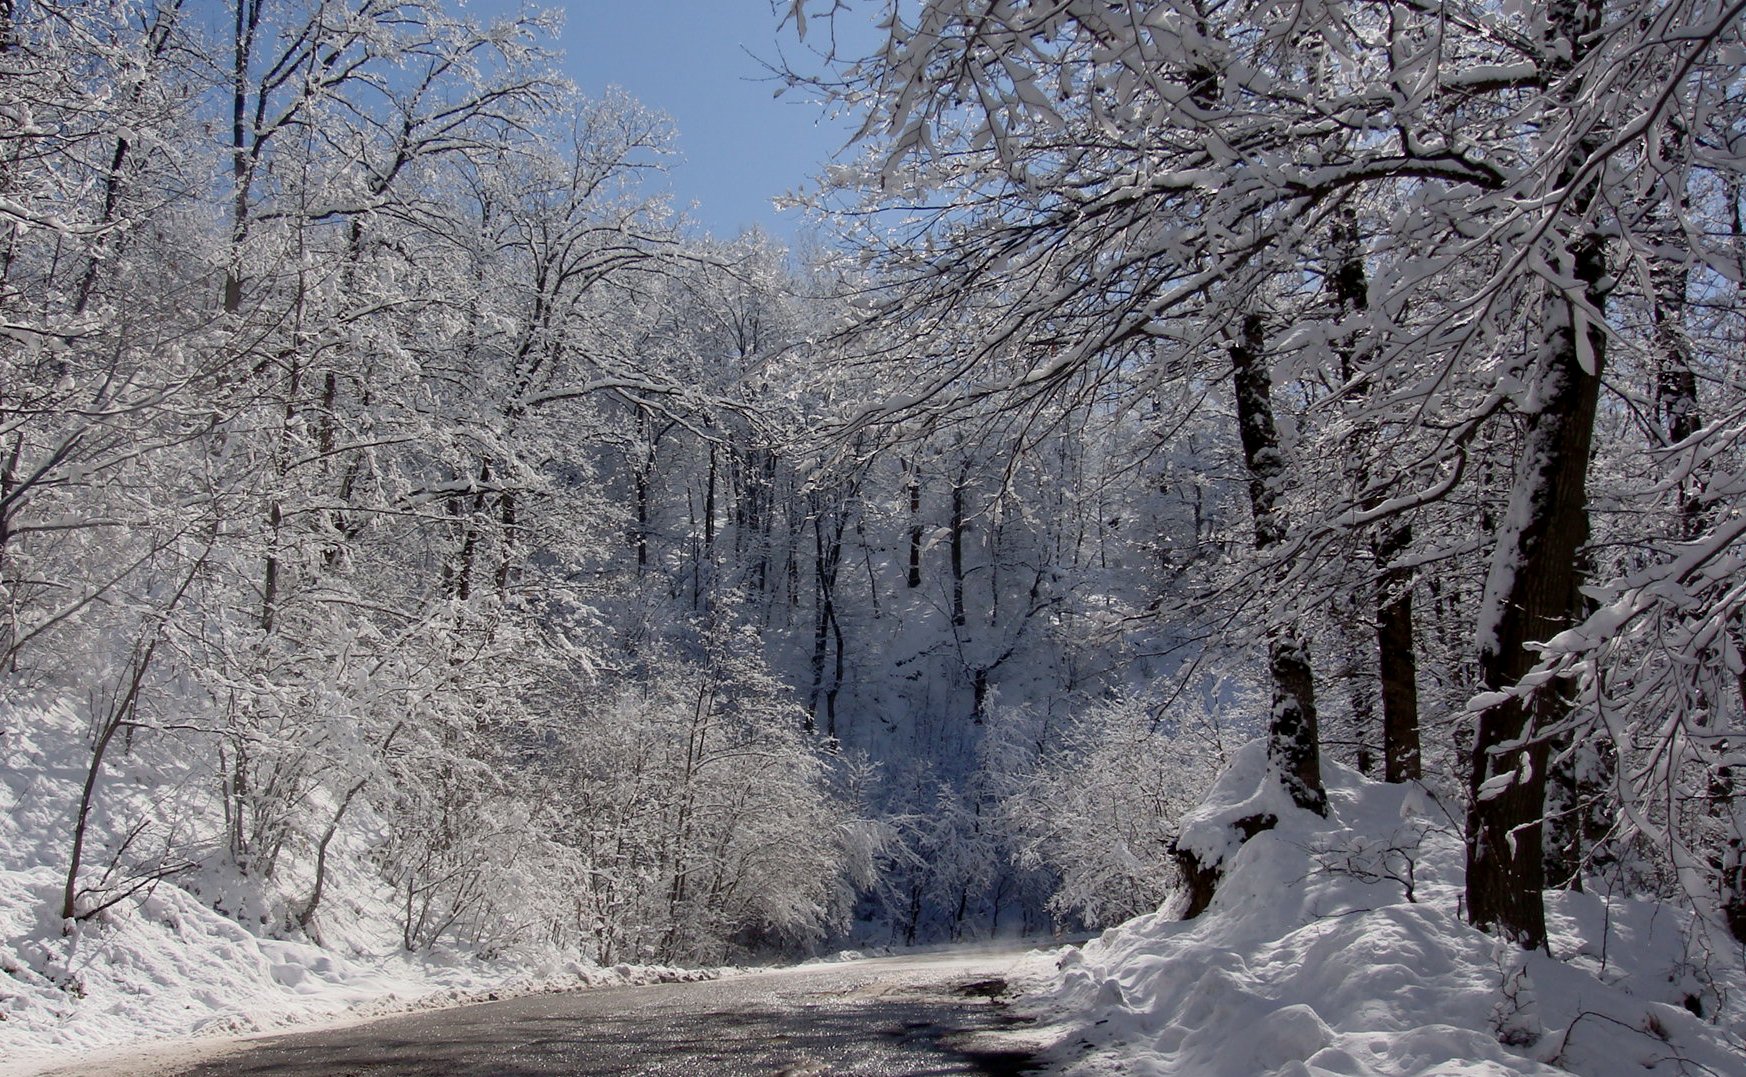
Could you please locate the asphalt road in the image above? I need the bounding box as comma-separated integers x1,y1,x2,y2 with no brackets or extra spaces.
125,947,1056,1076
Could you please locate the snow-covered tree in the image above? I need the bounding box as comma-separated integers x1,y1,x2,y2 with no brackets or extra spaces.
785,0,1746,948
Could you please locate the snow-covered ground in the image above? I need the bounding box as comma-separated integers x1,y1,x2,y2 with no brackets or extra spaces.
0,699,715,1077
1022,741,1746,1076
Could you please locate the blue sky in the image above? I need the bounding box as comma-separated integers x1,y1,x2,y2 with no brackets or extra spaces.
501,1,870,240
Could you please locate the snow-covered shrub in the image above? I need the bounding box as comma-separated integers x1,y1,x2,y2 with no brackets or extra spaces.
869,759,1007,944
993,685,1240,927
539,631,861,964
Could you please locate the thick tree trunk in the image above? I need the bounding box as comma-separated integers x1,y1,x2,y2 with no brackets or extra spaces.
1466,230,1605,951
1542,724,1583,892
1231,313,1326,815
1465,0,1607,951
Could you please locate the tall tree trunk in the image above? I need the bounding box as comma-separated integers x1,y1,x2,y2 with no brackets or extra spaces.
1542,725,1583,892
807,498,843,736
632,410,672,577
1330,207,1421,782
906,461,923,589
225,0,261,313
1376,521,1423,783
704,444,717,557
1340,645,1377,772
828,599,845,739
1652,141,1746,943
635,467,651,573
1231,313,1326,816
950,471,967,628
1464,0,1606,952
1466,239,1606,951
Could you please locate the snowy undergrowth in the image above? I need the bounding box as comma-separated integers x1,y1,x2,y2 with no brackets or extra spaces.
0,700,715,1076
1035,740,1746,1077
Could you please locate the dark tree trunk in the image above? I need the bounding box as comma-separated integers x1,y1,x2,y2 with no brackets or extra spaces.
827,600,845,739
635,468,651,572
751,448,773,596
452,460,493,602
226,0,262,313
493,491,516,595
631,410,673,577
1466,233,1606,952
704,444,717,557
1330,206,1421,783
1719,751,1746,943
1651,130,1702,541
1465,0,1606,952
1231,314,1326,816
808,497,843,736
1544,550,1600,891
1542,724,1583,892
907,462,923,589
1376,521,1423,783
950,474,967,628
1339,617,1377,777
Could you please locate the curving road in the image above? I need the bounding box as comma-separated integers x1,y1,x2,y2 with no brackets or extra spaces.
122,947,1058,1076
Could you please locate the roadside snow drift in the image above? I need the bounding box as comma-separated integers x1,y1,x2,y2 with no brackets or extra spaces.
0,698,712,1076
1038,741,1746,1077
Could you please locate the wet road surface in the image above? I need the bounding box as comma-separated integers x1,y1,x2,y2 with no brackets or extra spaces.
150,948,1053,1076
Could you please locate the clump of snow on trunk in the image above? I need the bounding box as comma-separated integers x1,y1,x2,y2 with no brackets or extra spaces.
1169,739,1313,918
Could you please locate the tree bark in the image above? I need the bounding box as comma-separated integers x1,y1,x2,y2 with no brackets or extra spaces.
950,471,967,628
225,0,261,313
1231,313,1326,815
1329,206,1421,783
1466,231,1606,951
808,495,844,736
1376,521,1423,783
1464,0,1607,952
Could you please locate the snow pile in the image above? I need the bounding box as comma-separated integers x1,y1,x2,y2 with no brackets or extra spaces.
1037,740,1746,1076
0,700,715,1076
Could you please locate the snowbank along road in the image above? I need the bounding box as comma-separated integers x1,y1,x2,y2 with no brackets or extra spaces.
42,945,1058,1076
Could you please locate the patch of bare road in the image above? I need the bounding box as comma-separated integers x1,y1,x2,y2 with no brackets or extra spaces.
52,945,1061,1076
